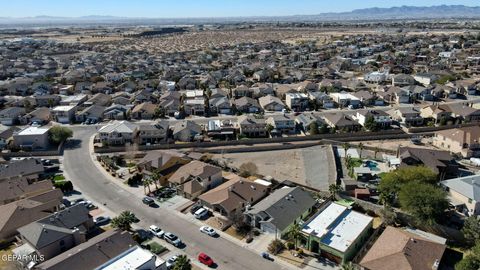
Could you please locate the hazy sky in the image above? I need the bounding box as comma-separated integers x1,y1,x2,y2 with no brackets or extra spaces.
1,0,479,18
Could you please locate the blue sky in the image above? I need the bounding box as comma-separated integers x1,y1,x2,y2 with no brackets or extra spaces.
1,0,479,18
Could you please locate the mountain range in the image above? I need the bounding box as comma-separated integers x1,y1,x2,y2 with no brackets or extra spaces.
1,5,480,25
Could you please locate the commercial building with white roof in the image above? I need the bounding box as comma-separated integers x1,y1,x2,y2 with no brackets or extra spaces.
301,202,373,263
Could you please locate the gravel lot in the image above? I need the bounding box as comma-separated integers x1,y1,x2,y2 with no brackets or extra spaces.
213,145,336,191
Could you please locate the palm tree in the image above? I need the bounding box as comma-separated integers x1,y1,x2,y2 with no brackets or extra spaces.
173,255,191,270
328,184,343,200
151,170,163,189
374,147,380,160
286,223,303,249
341,262,356,270
342,142,351,159
358,143,364,159
111,211,137,231
143,178,153,195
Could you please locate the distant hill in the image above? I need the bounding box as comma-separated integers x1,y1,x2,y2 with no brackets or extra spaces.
1,5,480,26
312,5,480,20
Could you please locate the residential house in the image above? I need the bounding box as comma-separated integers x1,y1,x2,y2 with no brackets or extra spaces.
209,96,232,115
206,120,236,139
307,91,335,109
97,121,138,146
388,107,424,126
301,202,373,263
323,113,361,132
413,73,439,86
137,121,169,145
103,104,130,120
59,95,87,106
398,147,458,180
51,105,76,124
20,107,52,125
245,187,316,238
392,74,415,87
17,204,94,260
34,230,137,270
441,174,480,216
0,125,19,149
258,95,285,112
34,95,61,108
266,114,296,134
295,113,327,134
158,92,181,116
441,103,480,123
94,245,162,270
75,105,105,123
0,158,45,181
131,102,157,120
434,126,480,158
172,121,202,142
198,174,269,219
420,105,452,125
0,179,54,205
236,115,267,137
329,92,361,108
233,97,262,113
0,107,25,125
364,71,388,84
184,90,205,116
168,161,223,199
285,93,309,112
355,110,392,128
137,150,191,186
13,126,51,150
0,189,63,242
351,90,376,106
360,226,446,270
83,93,111,107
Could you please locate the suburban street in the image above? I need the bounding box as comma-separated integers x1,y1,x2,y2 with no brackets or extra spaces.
62,126,294,270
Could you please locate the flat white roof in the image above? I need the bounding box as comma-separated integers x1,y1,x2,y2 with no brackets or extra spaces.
95,246,155,270
17,126,49,136
303,203,373,253
52,105,76,111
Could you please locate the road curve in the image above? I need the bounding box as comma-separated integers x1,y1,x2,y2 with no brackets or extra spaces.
63,126,291,270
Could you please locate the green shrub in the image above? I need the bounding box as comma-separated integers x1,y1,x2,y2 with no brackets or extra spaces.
54,181,74,193
268,239,285,255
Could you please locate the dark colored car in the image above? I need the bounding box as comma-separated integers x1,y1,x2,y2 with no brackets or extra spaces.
142,196,155,206
190,203,203,214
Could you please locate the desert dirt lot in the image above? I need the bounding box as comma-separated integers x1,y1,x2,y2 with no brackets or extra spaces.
213,145,336,190
354,137,435,152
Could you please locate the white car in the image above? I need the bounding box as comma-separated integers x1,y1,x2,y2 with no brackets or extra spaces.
163,232,182,247
199,226,217,237
194,208,209,219
149,225,164,238
166,255,178,269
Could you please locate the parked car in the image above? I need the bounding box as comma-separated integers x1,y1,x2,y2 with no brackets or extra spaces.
194,208,209,220
149,225,164,238
190,203,203,214
166,255,178,269
198,253,214,267
199,226,217,237
94,216,110,226
164,232,182,247
142,196,155,206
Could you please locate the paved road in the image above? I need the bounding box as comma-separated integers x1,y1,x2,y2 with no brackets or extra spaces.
63,126,292,270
